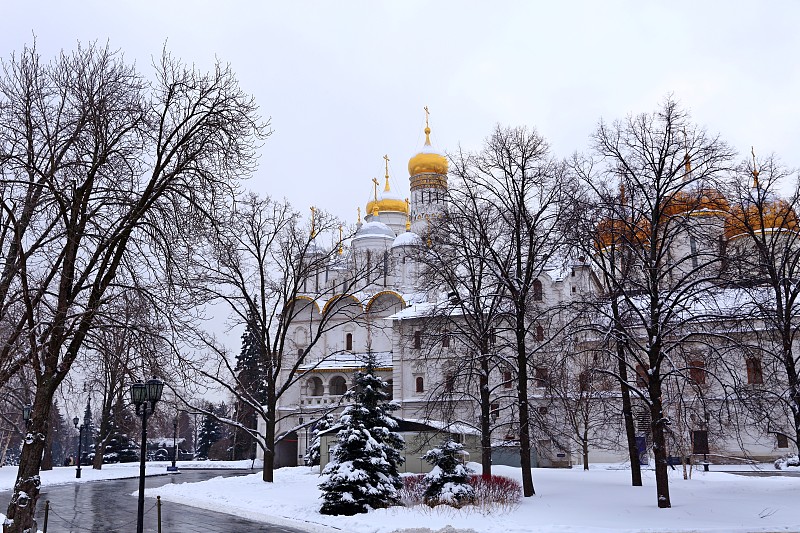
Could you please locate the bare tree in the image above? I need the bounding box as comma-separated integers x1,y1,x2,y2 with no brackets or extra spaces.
0,42,267,531
723,153,800,450
180,193,378,482
413,170,511,477
444,125,571,497
573,97,735,508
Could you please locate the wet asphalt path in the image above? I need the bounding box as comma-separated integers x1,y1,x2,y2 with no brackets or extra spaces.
1,469,308,533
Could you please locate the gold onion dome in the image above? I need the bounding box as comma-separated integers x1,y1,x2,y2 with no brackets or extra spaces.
408,126,449,176
366,177,408,215
725,199,799,240
595,217,651,251
661,188,730,217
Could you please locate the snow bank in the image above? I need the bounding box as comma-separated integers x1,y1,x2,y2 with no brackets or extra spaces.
145,463,800,533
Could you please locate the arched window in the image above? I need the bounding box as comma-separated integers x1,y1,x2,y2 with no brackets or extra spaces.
415,376,424,393
533,279,543,301
535,324,544,342
308,377,324,396
345,332,353,351
330,376,348,395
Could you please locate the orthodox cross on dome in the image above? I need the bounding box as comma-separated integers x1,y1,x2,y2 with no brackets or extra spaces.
371,177,380,202
310,206,316,237
338,225,343,255
383,154,391,191
682,127,692,179
751,146,760,188
423,106,432,145
357,206,361,224
405,198,411,231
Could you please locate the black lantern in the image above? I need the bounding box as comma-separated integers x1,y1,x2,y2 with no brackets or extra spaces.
145,378,164,405
130,381,147,407
22,404,32,428
73,416,79,428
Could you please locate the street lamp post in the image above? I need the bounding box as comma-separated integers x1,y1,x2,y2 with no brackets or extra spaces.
72,416,84,479
167,417,179,472
130,378,164,533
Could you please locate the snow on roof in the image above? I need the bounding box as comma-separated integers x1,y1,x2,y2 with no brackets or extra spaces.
353,220,395,239
401,418,480,435
299,351,393,372
392,231,423,248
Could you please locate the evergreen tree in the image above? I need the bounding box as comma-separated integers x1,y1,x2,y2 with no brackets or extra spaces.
422,439,475,508
196,406,222,459
319,356,404,515
304,413,334,467
232,311,267,459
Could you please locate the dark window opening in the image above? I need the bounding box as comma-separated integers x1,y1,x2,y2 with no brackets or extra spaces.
579,371,590,392
535,325,544,342
330,376,347,395
636,364,649,388
503,371,512,389
692,430,709,455
442,330,450,348
777,433,789,449
746,358,763,384
533,279,543,301
689,360,706,385
534,367,549,388
490,403,500,420
415,376,424,393
414,330,421,349
345,333,353,351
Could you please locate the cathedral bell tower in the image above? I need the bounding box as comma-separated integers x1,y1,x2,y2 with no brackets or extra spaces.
408,107,448,235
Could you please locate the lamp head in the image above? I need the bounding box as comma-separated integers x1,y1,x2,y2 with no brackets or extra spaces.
73,416,79,428
130,381,147,407
22,404,32,422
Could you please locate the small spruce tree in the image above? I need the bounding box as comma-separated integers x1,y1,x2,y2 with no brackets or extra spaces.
319,355,404,515
304,414,334,467
422,438,475,508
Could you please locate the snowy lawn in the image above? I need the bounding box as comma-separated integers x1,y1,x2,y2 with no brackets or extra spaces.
144,463,800,533
0,459,260,492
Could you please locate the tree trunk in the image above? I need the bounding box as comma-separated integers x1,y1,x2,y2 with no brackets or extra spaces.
649,378,671,509
479,350,492,478
612,298,642,486
582,431,589,471
262,397,276,483
5,396,52,533
516,326,535,497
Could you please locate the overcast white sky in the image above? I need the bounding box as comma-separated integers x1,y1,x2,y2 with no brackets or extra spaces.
4,1,799,225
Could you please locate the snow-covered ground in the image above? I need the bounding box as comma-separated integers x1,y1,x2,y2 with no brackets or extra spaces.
145,463,800,533
0,459,261,492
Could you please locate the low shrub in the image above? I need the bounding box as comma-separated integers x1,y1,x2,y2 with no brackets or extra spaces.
400,472,521,511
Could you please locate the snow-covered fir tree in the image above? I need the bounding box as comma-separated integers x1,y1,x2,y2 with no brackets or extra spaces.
232,310,267,459
422,438,475,508
196,406,223,459
304,413,334,467
319,354,405,515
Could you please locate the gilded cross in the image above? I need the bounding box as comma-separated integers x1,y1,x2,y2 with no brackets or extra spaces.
372,177,380,202
424,106,429,128
310,206,316,237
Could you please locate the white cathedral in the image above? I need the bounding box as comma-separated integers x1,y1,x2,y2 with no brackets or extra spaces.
259,118,799,471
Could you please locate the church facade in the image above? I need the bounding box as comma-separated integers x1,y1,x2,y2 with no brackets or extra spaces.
260,120,799,470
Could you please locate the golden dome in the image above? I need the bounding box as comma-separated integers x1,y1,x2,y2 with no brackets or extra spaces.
724,199,799,240
366,174,409,215
408,127,449,177
595,217,651,251
662,188,729,218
